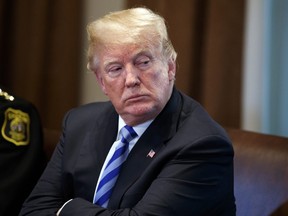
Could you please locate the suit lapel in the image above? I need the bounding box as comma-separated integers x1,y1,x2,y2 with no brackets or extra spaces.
75,105,118,200
108,89,183,208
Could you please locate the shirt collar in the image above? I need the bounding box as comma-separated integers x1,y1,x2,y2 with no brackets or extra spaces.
117,116,153,139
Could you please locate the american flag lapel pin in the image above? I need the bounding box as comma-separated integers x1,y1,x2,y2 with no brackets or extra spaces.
147,149,156,158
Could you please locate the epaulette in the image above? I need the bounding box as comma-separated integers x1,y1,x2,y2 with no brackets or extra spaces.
0,88,15,101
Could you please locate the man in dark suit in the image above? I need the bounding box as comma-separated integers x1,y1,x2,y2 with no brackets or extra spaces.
20,7,236,215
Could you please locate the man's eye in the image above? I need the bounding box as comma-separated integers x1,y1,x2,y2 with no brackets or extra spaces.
110,66,122,72
141,60,150,65
136,58,151,69
107,66,123,77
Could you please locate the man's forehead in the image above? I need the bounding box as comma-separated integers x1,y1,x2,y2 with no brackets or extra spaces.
101,44,157,64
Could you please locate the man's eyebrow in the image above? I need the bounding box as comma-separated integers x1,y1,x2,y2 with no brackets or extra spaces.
103,50,154,68
103,59,121,68
134,50,153,59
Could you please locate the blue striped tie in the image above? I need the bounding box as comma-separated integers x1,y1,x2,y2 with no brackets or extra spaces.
93,125,138,207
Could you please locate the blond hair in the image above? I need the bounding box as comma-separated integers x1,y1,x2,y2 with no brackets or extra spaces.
86,7,177,71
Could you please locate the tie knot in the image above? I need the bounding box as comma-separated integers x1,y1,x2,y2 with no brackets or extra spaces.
120,125,138,143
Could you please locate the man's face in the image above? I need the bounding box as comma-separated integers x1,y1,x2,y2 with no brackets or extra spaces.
94,43,176,126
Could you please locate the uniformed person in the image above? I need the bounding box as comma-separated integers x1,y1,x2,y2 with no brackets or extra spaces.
0,86,47,216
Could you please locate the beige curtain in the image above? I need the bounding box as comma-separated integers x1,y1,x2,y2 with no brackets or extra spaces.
126,0,245,128
0,0,83,129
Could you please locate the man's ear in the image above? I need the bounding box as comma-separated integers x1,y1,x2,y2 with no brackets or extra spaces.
168,59,176,81
94,71,108,95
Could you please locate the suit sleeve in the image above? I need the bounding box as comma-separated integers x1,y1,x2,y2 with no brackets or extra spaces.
19,115,69,216
59,136,235,216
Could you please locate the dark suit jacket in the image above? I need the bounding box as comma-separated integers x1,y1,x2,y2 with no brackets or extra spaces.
20,89,236,216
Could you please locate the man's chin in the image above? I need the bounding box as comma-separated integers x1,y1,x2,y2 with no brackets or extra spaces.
119,104,160,125
128,106,153,116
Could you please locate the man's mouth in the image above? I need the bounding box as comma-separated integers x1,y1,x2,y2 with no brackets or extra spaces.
125,94,147,102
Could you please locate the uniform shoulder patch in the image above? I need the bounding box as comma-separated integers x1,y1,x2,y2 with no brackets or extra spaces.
1,108,30,146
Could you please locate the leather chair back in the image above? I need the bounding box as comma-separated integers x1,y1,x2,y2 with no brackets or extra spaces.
227,128,288,216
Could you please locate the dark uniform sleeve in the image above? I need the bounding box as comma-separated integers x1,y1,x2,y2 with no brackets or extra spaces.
0,87,47,216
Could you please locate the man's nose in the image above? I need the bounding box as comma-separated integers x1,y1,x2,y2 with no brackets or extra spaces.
125,64,140,87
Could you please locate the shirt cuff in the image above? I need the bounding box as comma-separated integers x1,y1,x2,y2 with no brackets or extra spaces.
56,199,73,216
